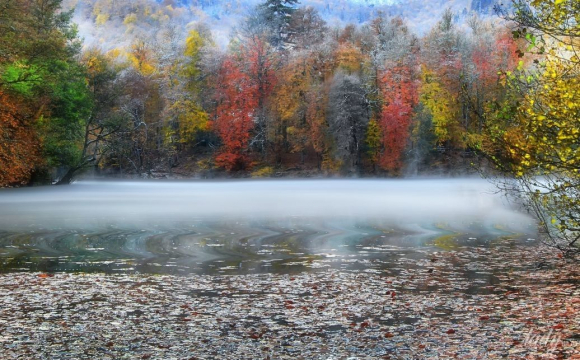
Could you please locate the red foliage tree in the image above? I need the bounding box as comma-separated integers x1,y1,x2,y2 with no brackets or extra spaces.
377,66,418,172
244,38,277,111
473,31,518,89
492,31,519,76
241,37,277,157
213,38,277,170
213,58,258,171
379,96,414,171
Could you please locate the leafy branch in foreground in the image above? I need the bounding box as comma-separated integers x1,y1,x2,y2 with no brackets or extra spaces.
488,0,580,256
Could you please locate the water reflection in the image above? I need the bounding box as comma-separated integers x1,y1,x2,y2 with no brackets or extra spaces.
0,179,536,281
0,218,534,275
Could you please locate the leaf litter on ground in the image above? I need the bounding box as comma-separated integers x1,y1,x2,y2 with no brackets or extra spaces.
0,243,578,359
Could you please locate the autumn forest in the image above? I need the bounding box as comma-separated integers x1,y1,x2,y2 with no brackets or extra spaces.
1,0,579,247
1,1,580,357
0,0,529,185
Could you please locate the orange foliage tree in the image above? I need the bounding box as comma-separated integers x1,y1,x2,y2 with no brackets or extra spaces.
0,90,41,186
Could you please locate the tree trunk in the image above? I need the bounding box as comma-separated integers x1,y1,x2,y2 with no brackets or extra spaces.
55,167,78,185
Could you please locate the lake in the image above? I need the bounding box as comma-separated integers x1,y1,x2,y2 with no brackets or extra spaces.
4,179,577,360
0,179,536,277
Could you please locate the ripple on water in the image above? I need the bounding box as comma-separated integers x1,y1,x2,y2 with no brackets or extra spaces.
0,180,538,295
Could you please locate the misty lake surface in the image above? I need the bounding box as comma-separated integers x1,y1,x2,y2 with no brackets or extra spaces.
0,179,537,279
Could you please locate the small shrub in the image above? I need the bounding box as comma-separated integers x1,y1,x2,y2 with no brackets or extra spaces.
251,166,275,178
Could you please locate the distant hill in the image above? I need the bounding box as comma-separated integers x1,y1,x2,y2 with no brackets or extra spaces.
64,0,500,49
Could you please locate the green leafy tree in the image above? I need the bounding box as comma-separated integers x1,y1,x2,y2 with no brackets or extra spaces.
365,118,381,172
55,49,131,184
0,0,90,184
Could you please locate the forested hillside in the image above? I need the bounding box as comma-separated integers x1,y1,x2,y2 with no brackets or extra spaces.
67,0,497,47
0,0,553,184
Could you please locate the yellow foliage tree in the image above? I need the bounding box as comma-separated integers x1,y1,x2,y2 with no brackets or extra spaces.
489,0,580,254
183,30,205,92
419,66,462,147
365,118,381,170
95,13,109,26
128,40,156,76
165,30,210,146
123,13,137,26
170,100,209,143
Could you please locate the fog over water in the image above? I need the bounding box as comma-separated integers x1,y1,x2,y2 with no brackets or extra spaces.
0,178,532,230
0,179,537,275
